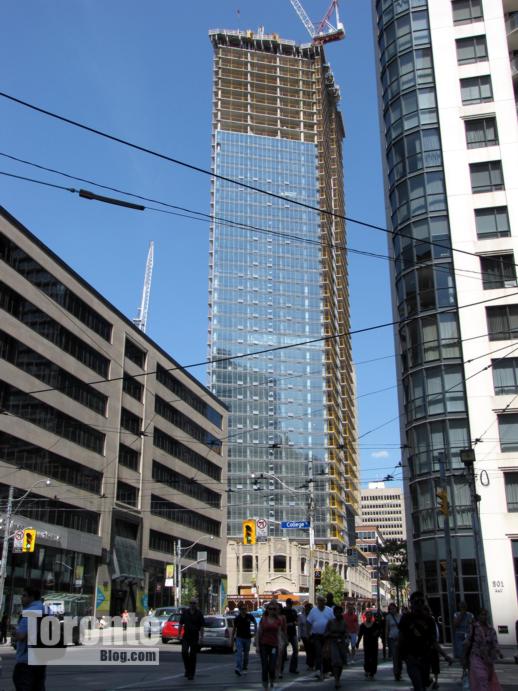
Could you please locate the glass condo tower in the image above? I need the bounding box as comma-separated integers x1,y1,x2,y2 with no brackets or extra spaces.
208,29,359,551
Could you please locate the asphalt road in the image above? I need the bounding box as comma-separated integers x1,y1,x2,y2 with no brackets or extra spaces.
1,642,517,691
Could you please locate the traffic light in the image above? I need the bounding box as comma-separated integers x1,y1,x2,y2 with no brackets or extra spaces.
22,529,36,552
242,519,256,545
436,487,449,517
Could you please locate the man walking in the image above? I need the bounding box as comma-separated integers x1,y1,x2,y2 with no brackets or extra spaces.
231,603,256,676
281,598,299,675
307,594,334,681
398,591,437,691
343,603,359,658
179,599,205,681
13,587,46,691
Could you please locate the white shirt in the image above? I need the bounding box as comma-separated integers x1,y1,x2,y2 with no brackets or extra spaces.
307,605,334,635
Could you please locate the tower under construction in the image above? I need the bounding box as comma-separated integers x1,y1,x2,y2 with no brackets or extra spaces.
207,28,359,569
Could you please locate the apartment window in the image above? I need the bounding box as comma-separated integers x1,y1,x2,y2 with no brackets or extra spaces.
465,117,498,148
156,363,222,428
242,555,253,572
120,407,142,436
480,254,516,289
470,161,504,193
498,414,518,451
118,443,139,471
492,358,518,395
123,372,144,402
152,460,222,508
124,339,146,368
452,0,483,24
461,76,492,104
487,305,518,341
116,481,139,508
456,35,487,64
475,207,511,239
153,427,222,481
148,529,220,565
505,474,518,511
155,395,221,452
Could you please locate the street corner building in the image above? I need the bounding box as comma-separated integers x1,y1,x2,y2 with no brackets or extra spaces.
0,207,228,620
207,27,360,599
372,0,518,643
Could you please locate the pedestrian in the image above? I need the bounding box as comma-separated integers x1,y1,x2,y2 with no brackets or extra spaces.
178,599,205,681
398,591,438,691
13,587,46,691
453,601,474,660
424,606,452,689
257,600,286,691
0,612,8,644
325,605,349,689
231,603,256,677
343,603,359,659
298,602,315,670
356,610,380,679
121,609,129,631
385,603,402,680
464,608,503,691
326,592,335,609
376,608,387,659
307,594,334,681
280,598,299,675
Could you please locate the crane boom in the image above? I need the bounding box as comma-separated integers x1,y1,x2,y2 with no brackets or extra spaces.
133,240,154,333
289,0,345,45
289,0,315,39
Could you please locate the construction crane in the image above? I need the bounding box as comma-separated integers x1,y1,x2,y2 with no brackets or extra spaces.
133,240,154,333
289,0,345,45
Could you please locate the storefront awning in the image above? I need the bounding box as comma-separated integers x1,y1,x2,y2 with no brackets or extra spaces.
112,536,144,582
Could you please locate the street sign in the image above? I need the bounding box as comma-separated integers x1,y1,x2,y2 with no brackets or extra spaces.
281,521,310,529
256,518,268,541
13,530,24,553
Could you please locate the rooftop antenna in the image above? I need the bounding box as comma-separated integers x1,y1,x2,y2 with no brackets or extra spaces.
289,0,345,45
133,241,154,333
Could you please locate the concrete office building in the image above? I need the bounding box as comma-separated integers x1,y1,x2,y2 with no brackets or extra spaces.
0,207,227,619
361,482,407,541
372,0,518,641
207,28,359,590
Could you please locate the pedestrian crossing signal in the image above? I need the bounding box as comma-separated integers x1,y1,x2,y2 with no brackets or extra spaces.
242,520,256,545
22,529,36,552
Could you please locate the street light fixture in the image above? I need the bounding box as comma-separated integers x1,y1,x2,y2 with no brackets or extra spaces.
0,478,52,614
175,535,214,608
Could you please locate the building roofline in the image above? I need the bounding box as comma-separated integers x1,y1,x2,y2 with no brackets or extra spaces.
209,28,322,59
0,205,227,410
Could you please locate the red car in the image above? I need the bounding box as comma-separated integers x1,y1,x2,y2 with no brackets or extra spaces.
161,614,183,644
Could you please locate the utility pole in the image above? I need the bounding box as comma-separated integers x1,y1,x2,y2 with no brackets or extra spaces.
0,486,14,615
460,449,489,610
437,453,456,641
307,492,315,605
176,539,182,608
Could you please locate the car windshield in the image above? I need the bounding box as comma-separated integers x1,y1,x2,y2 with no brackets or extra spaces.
203,617,226,628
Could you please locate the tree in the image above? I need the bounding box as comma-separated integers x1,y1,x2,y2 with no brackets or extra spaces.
379,540,409,608
181,576,198,605
316,565,345,604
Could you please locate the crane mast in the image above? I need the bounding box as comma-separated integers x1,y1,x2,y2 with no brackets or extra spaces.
133,240,154,333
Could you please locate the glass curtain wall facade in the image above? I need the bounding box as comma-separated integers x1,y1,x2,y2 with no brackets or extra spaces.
208,30,359,547
373,0,483,632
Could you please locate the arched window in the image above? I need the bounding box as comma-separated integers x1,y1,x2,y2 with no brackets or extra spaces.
242,554,253,572
273,555,286,572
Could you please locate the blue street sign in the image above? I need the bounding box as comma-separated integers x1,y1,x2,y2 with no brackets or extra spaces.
281,521,310,529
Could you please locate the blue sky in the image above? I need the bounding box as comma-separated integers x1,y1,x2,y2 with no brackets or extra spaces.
0,1,402,486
